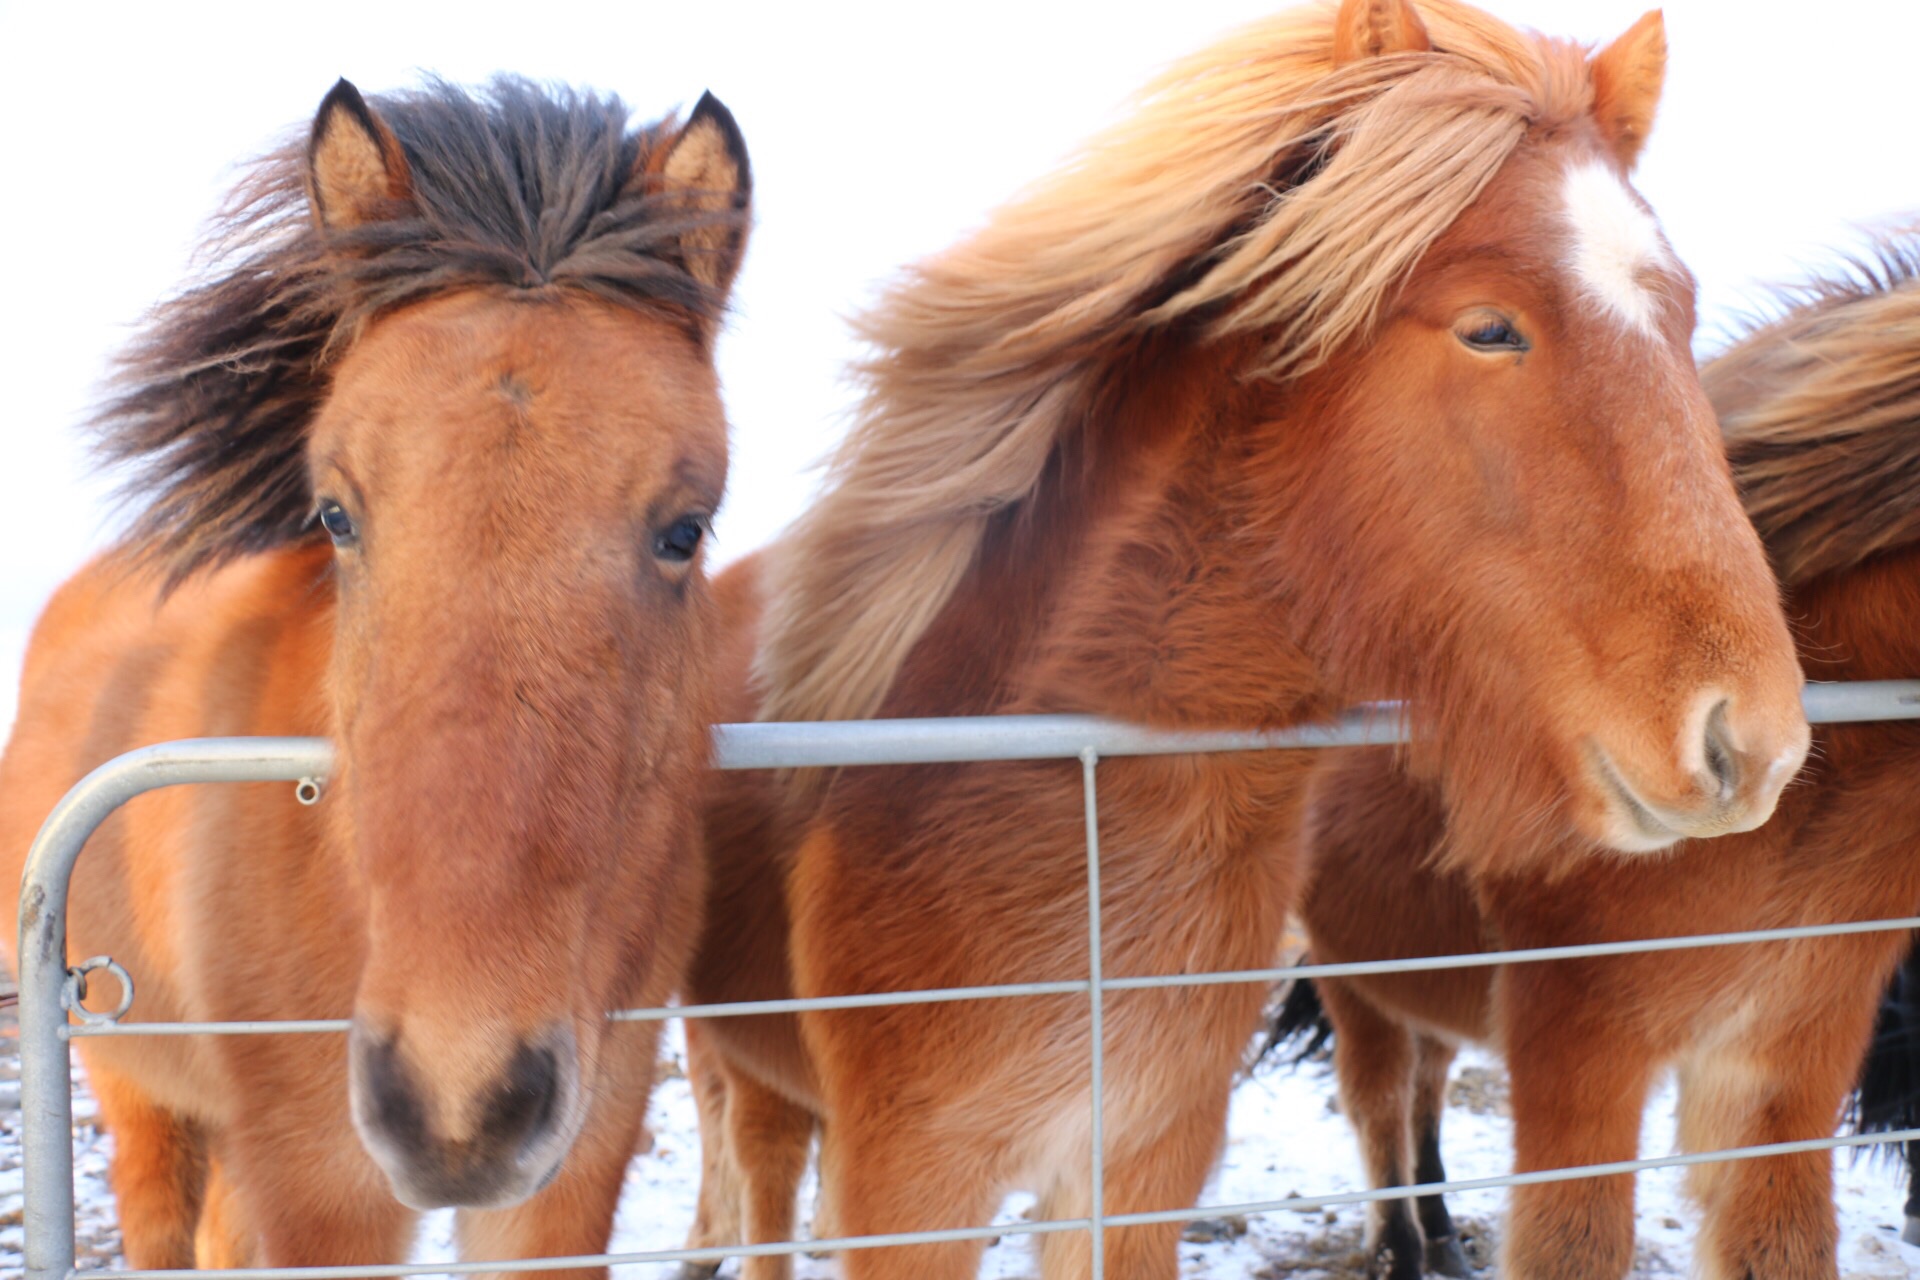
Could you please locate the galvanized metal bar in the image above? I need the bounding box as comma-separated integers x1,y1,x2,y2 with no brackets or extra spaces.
16,737,332,1280
75,979,1093,1037
703,679,1920,770
67,1018,357,1038
1099,915,1920,992
1099,1124,1920,1229
68,915,1920,1038
95,1215,1094,1279
709,703,1407,768
1081,749,1106,1280
1799,678,1920,722
87,1127,1920,1278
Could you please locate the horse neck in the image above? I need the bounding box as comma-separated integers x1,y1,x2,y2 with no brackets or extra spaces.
877,336,1332,731
1786,547,1920,778
1794,547,1920,684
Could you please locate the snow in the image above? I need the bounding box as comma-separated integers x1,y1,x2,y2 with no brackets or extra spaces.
7,1012,1913,1278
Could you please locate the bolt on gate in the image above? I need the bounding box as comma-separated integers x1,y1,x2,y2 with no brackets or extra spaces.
18,680,1920,1279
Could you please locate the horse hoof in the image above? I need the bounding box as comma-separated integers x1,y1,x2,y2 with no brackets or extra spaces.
1903,1215,1920,1248
1425,1232,1474,1276
1366,1241,1424,1280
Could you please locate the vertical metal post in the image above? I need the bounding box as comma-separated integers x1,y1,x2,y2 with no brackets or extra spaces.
15,738,333,1280
1080,749,1105,1280
19,803,90,1280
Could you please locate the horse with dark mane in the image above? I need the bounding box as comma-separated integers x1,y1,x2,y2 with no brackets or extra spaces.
1850,939,1920,1244
0,76,750,1273
1285,231,1920,1279
673,2,1810,1277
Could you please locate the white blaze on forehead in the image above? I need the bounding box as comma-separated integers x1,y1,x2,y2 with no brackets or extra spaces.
1561,160,1675,336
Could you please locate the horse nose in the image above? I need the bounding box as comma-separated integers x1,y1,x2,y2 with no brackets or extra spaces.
1589,690,1808,852
1688,693,1809,824
1700,699,1740,801
348,1021,580,1210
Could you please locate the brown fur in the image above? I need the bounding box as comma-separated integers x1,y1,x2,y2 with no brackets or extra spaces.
1714,231,1920,585
1295,230,1920,1278
679,3,1809,1278
94,76,745,587
0,78,751,1272
755,0,1652,734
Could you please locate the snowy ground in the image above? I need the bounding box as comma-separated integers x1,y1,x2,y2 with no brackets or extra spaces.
2,1011,1916,1278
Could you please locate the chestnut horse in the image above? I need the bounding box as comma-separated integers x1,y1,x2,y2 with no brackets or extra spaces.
677,3,1809,1278
0,78,750,1272
1289,232,1920,1279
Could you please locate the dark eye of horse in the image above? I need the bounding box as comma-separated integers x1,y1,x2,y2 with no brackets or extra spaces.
317,499,357,545
1460,317,1527,352
653,515,709,564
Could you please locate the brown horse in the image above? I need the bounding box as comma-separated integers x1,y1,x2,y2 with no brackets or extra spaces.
677,3,1810,1278
1291,232,1920,1279
0,77,750,1272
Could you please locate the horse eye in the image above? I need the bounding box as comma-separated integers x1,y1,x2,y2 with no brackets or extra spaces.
653,515,709,564
317,499,357,545
1459,317,1527,352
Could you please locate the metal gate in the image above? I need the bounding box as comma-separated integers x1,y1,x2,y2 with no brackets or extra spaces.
18,680,1920,1278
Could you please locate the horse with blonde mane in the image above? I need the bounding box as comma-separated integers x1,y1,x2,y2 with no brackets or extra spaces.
0,78,750,1272
677,2,1811,1277
1285,232,1920,1279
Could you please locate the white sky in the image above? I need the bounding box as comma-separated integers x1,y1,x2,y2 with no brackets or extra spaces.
0,1,1915,733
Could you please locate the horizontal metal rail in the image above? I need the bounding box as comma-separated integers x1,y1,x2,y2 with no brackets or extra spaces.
64,912,1920,1039
17,676,1920,1280
78,1127,1920,1279
705,681,1920,768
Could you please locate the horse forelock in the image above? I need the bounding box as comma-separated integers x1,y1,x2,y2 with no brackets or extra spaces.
1710,229,1920,587
755,0,1610,729
93,75,732,587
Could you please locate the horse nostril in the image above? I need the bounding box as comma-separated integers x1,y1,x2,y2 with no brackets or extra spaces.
1702,700,1739,801
482,1041,563,1153
358,1032,430,1151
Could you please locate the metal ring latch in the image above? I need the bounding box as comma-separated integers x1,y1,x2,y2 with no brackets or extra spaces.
63,955,135,1026
294,776,325,806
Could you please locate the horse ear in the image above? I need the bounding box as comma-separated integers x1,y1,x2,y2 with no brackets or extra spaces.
1331,0,1431,67
1590,10,1667,169
307,79,415,230
637,91,753,301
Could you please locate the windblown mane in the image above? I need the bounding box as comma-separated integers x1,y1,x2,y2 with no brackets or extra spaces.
1708,229,1920,586
97,76,731,582
756,0,1601,725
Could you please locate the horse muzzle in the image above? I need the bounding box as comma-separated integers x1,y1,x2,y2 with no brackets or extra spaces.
347,1019,585,1210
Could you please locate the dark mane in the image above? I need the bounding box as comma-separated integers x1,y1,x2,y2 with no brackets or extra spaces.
1707,228,1920,586
96,76,733,582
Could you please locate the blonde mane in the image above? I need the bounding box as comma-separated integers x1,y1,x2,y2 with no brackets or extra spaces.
758,0,1600,725
1708,229,1920,587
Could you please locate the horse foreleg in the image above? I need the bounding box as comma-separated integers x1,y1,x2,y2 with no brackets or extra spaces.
815,1102,1000,1280
194,1155,257,1268
1410,1033,1470,1277
1498,966,1651,1280
457,1023,658,1280
1677,1037,1849,1280
725,1063,814,1280
87,1061,208,1270
1319,978,1424,1280
1905,1141,1920,1247
1034,1085,1231,1280
679,1020,742,1280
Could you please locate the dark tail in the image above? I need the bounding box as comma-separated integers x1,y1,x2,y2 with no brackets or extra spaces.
1847,935,1920,1207
1257,970,1334,1069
